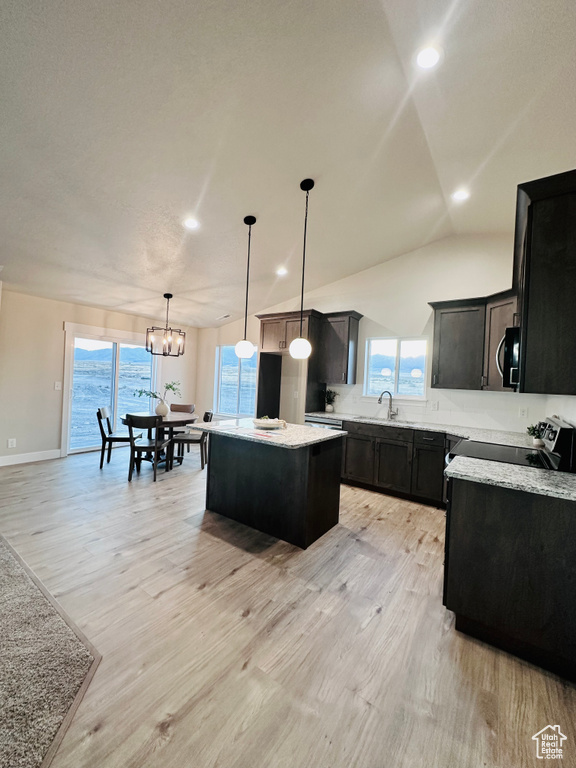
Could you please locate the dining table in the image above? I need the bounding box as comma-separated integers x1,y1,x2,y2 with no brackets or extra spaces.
121,411,199,469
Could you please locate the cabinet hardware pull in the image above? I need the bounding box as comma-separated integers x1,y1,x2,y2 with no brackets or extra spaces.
433,373,437,385
422,437,434,441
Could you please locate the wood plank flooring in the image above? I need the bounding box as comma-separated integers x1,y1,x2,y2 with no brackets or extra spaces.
0,449,574,768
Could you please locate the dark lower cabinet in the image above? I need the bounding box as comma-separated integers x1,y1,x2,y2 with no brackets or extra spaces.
444,477,576,681
374,438,413,494
342,434,375,484
341,421,446,506
411,443,444,502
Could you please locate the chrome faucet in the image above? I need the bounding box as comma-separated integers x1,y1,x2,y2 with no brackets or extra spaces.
377,390,398,420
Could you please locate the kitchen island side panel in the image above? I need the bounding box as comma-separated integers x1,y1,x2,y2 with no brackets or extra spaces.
206,433,342,548
445,477,576,679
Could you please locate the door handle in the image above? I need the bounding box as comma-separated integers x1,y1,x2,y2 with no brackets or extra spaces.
495,334,505,378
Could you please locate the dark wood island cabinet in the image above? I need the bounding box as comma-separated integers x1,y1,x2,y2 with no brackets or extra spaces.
191,420,345,549
444,473,576,681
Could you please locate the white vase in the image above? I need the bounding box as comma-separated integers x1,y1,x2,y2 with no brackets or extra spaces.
155,399,169,417
532,437,545,448
325,404,334,413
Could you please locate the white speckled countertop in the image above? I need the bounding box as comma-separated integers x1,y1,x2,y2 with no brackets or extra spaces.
305,412,534,449
190,418,346,449
446,455,576,501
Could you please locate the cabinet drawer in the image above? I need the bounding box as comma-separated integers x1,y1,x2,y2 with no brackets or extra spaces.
342,421,413,442
414,430,445,447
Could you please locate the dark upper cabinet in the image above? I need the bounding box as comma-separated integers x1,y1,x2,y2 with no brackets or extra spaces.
429,291,518,391
514,169,576,394
258,313,312,353
483,291,517,391
430,299,486,390
256,310,325,416
320,311,363,385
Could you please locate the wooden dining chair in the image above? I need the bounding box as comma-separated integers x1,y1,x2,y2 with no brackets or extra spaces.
172,410,213,469
97,406,141,469
125,414,172,482
170,403,196,447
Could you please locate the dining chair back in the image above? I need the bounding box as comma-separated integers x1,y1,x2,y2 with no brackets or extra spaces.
124,414,172,482
172,410,213,469
96,406,138,469
170,403,195,413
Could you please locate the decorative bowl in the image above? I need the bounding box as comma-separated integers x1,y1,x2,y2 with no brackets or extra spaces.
253,418,286,430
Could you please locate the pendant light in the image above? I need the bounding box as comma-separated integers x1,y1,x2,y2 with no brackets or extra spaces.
146,293,186,357
289,178,314,360
235,215,257,359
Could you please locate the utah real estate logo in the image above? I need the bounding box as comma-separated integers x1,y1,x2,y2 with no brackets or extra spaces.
532,725,567,759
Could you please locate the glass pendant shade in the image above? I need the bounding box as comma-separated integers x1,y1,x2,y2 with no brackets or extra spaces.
235,215,257,359
146,294,185,357
235,339,256,359
289,337,312,359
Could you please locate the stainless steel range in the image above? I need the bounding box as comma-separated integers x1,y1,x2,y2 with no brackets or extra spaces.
448,416,576,471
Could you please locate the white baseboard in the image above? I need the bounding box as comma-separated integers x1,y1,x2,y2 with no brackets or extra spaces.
0,449,62,467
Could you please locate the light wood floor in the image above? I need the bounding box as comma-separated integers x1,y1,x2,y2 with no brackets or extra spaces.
1,449,574,768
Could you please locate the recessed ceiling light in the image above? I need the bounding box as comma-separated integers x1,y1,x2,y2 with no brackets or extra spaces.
183,217,199,230
276,267,288,276
451,188,470,202
416,46,441,69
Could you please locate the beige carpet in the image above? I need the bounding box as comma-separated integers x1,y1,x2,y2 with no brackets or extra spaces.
0,535,100,768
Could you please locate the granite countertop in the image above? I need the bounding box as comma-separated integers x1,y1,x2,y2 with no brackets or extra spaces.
446,455,576,501
305,412,533,449
190,418,346,449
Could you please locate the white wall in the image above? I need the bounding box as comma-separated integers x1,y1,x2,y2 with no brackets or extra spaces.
198,233,566,432
0,290,197,462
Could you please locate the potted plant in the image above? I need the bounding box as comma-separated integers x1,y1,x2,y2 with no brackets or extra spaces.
325,389,339,413
527,423,545,448
134,381,181,417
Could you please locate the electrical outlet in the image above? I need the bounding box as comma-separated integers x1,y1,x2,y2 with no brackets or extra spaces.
430,401,439,411
7,439,16,449
54,381,62,391
293,390,299,399
518,407,528,418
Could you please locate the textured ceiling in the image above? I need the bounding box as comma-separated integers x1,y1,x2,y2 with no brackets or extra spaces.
0,0,574,327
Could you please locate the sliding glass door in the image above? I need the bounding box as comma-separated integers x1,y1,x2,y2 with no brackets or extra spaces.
69,338,153,451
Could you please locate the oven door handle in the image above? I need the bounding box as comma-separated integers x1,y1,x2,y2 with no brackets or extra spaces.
496,334,505,377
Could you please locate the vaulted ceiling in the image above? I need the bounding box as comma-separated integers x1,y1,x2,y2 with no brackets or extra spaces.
1,0,574,326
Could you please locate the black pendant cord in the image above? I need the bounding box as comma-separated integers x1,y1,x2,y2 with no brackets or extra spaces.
299,189,309,337
244,224,252,340
165,296,170,331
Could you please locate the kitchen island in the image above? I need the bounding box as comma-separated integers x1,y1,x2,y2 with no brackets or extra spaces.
189,419,346,549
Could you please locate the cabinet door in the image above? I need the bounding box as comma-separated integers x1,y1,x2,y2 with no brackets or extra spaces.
321,317,349,383
343,434,375,484
432,303,486,389
483,294,517,391
261,320,286,352
285,317,309,347
522,193,576,394
411,443,444,503
374,438,412,493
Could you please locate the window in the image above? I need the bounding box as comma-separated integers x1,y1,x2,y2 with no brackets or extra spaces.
70,338,153,450
364,338,427,398
216,346,257,416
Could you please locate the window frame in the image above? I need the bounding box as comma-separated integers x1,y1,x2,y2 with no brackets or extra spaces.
214,345,258,418
363,336,428,401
